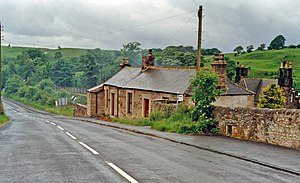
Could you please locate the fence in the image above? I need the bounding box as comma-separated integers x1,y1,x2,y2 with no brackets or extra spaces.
55,86,87,93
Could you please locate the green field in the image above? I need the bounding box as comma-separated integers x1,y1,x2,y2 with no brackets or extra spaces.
1,46,116,59
2,45,300,79
226,49,300,78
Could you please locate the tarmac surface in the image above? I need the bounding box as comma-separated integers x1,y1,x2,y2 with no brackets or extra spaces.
0,98,299,182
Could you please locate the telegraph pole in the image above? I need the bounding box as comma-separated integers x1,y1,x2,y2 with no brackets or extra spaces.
197,5,203,70
0,21,2,114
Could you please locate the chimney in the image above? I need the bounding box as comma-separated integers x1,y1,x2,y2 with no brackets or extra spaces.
141,49,155,71
120,58,131,69
235,62,249,83
120,58,125,68
211,54,227,91
278,61,293,88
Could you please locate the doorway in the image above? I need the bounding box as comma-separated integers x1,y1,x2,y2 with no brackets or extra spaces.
143,98,150,117
111,93,115,116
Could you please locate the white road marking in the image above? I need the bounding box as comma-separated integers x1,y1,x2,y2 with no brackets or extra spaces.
107,162,138,183
50,122,56,126
57,126,64,131
65,132,77,140
79,142,99,155
45,120,50,123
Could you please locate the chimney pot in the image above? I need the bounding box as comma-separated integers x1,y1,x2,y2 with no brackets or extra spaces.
214,54,219,62
220,54,224,61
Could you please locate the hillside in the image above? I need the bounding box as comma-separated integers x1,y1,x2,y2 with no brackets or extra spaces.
2,45,300,79
1,46,115,59
225,48,300,78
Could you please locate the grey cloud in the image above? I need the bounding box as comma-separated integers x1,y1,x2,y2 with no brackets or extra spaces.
1,0,300,52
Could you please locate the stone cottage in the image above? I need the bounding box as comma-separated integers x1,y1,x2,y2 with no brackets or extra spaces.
235,61,299,108
86,51,255,118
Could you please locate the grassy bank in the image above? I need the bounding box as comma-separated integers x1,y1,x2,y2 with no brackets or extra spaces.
0,114,10,128
6,94,74,116
111,105,212,134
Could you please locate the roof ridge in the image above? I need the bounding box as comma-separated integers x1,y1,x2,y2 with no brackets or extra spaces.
228,80,256,94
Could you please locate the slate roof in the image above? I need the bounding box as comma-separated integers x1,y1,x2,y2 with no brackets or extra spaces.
226,81,255,95
88,66,254,96
103,66,197,95
239,78,278,101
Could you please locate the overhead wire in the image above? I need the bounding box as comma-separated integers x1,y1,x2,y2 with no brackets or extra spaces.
2,9,198,49
164,11,196,46
54,9,197,46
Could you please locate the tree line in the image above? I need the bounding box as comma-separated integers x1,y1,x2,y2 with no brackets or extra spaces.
233,35,300,55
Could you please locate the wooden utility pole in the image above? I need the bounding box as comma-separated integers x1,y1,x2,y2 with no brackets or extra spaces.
197,5,203,70
0,22,2,114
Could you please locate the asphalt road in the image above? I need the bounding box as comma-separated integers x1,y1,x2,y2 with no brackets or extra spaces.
0,100,299,183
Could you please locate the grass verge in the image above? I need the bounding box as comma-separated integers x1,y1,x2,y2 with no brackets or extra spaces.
0,114,10,128
109,105,210,134
6,94,74,116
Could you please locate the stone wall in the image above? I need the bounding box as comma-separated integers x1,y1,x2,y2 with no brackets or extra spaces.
214,106,300,150
74,103,87,117
214,95,254,108
98,86,188,118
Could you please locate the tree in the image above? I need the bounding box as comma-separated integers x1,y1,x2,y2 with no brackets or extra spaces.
121,42,142,66
258,83,286,109
268,35,286,50
246,45,254,53
201,48,221,55
50,52,73,87
5,75,25,95
226,57,235,81
191,68,221,133
233,46,243,55
154,47,196,66
257,43,266,51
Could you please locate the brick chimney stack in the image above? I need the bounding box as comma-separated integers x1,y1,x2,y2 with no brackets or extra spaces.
235,62,250,83
211,54,227,91
120,58,131,69
142,49,155,71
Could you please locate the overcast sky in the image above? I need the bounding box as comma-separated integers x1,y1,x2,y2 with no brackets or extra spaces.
1,0,300,52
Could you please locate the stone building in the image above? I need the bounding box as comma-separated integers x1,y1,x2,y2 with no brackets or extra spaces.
87,66,196,118
235,61,299,108
86,52,256,118
211,54,255,108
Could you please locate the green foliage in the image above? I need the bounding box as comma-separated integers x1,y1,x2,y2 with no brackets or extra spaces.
150,105,198,134
5,75,25,95
0,114,10,128
293,78,300,93
258,83,286,109
223,48,300,79
190,68,221,133
257,43,266,51
246,45,254,53
36,79,55,90
121,42,142,66
268,35,286,50
226,57,236,81
201,48,221,55
154,46,196,66
233,46,244,55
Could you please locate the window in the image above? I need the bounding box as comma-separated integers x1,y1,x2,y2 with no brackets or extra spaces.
127,92,133,114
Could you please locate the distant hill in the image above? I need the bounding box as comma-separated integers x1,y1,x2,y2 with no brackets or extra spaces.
206,48,300,79
1,46,115,59
2,45,300,79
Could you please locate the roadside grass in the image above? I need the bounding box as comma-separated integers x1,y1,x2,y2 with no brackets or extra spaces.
112,117,151,126
6,94,74,116
0,114,10,128
111,105,204,134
